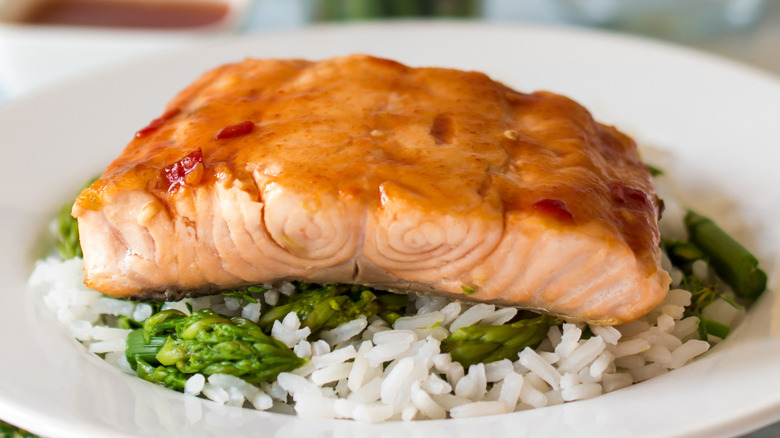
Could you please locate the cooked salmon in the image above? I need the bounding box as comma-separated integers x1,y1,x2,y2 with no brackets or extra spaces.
72,54,670,324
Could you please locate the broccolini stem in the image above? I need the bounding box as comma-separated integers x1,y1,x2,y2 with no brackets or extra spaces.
685,210,767,300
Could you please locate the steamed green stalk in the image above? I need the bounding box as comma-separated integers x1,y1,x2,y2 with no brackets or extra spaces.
662,210,765,340
256,282,409,333
684,210,767,300
442,313,558,368
125,309,305,388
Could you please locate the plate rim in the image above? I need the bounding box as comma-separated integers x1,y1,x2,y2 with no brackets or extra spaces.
2,20,780,438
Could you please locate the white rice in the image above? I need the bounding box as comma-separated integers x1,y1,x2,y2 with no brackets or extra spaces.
28,252,742,423
184,374,206,396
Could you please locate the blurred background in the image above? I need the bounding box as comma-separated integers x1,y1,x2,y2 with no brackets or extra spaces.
0,0,779,436
0,0,778,100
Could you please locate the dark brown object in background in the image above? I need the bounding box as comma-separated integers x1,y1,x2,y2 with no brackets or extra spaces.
19,0,228,29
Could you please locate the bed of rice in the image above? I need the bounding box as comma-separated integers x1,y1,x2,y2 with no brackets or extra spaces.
27,244,744,423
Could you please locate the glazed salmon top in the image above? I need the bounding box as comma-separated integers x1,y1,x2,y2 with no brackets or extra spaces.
77,55,658,263
73,54,668,323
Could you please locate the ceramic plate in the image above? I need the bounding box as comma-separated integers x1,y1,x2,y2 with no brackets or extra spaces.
1,22,779,438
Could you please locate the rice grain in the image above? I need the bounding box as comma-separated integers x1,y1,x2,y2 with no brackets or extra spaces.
32,253,720,423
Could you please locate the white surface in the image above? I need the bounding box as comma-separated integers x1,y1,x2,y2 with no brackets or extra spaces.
0,0,251,97
1,22,780,438
0,26,196,96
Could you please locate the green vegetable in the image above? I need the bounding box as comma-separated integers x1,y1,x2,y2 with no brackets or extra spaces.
135,358,188,391
315,0,479,21
256,283,408,334
114,301,164,329
646,163,664,177
441,313,559,368
0,420,38,438
374,292,408,325
663,215,755,342
123,283,409,390
125,309,305,388
126,329,168,368
700,317,730,339
672,257,740,341
460,285,477,295
580,325,595,340
222,287,261,304
685,210,767,300
55,202,81,260
54,177,98,260
142,309,187,342
663,239,706,274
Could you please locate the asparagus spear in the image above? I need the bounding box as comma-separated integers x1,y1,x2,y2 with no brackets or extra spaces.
126,329,167,366
680,273,739,340
663,214,753,340
663,239,706,274
256,283,408,334
441,313,559,368
135,358,188,391
685,210,767,300
125,309,305,389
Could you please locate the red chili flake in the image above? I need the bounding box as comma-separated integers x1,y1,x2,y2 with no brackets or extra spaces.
533,198,574,221
610,181,648,204
164,148,203,192
135,107,181,138
215,120,255,140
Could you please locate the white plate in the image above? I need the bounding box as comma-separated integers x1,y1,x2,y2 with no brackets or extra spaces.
0,0,251,97
1,21,780,438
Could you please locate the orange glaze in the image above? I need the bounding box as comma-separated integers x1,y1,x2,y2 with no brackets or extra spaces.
73,55,667,323
77,55,659,265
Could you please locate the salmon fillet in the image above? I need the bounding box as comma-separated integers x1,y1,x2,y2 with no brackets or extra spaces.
73,54,670,324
